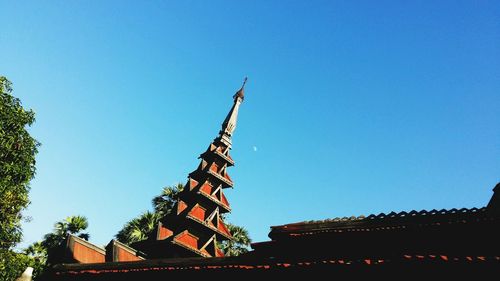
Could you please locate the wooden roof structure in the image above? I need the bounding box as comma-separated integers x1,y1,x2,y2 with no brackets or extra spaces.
42,183,500,279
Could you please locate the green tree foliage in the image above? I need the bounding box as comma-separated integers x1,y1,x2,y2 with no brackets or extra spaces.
0,76,39,249
17,215,90,279
41,215,90,250
116,211,161,244
0,76,40,281
117,183,252,256
219,223,251,256
24,242,47,265
0,249,44,281
152,183,184,216
22,241,47,280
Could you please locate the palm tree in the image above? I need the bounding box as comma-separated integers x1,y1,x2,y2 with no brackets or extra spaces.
152,183,184,215
41,216,89,250
118,182,252,256
115,184,183,245
219,223,252,256
116,211,160,244
24,241,47,264
151,183,252,256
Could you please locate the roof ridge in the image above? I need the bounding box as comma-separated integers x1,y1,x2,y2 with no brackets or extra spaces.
273,206,488,228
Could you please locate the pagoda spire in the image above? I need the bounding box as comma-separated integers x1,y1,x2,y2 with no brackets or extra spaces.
219,77,247,148
132,79,247,259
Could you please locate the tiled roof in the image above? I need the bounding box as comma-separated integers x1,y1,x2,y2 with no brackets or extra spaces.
269,207,494,238
279,207,487,225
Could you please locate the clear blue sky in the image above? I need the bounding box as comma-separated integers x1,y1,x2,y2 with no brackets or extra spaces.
1,1,498,249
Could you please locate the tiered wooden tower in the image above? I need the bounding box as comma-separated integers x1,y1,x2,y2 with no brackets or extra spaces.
133,79,247,258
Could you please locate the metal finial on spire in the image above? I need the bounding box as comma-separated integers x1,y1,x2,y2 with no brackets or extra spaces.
233,77,247,101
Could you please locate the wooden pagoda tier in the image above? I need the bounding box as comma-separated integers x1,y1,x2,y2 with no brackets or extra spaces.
132,79,247,259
